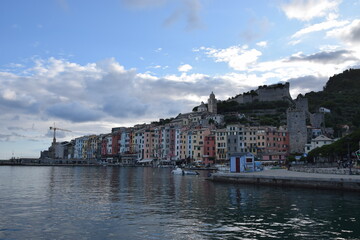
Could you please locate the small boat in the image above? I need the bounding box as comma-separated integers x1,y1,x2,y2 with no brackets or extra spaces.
171,167,199,175
214,164,230,172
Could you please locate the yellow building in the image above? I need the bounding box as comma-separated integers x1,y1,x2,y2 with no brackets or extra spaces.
256,128,266,156
244,126,259,155
179,130,188,160
192,128,210,162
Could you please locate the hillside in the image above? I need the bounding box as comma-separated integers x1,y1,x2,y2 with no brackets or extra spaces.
305,68,360,131
217,100,290,126
307,127,360,162
216,68,360,129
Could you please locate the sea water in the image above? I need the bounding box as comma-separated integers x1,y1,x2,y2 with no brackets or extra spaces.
0,166,359,239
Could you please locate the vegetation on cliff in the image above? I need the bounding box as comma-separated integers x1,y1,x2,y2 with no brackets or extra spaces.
217,100,289,125
307,127,360,162
306,69,360,131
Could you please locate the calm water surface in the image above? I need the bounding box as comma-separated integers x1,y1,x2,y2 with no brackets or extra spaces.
0,166,359,240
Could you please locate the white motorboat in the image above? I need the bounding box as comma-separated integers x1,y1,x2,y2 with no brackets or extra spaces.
171,167,199,175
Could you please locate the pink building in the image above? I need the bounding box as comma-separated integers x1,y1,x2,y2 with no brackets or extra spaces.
262,127,289,162
203,134,216,165
143,129,154,159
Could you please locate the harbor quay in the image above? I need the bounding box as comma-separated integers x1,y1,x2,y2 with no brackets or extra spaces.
208,169,360,192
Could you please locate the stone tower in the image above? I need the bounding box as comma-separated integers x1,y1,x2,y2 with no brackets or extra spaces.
295,96,310,118
287,109,307,154
208,92,217,114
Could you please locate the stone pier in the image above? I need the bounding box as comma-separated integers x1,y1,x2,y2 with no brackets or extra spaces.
208,169,360,191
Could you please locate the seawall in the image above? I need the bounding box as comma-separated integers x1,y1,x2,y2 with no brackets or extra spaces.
209,169,360,192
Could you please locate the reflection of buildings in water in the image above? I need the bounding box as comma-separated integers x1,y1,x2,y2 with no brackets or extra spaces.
170,171,218,211
228,187,243,207
109,167,120,202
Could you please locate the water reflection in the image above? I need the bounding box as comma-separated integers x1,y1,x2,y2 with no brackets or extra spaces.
0,166,359,239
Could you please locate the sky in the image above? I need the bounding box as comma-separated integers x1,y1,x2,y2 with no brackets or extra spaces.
1,0,360,159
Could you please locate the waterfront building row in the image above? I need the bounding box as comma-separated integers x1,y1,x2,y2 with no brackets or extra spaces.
50,123,292,165
43,91,336,164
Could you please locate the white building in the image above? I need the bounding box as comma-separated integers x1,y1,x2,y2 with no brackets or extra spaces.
74,137,85,159
305,135,334,153
319,107,331,113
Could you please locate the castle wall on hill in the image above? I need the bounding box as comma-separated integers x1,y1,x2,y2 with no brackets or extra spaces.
232,82,291,104
243,94,254,103
256,82,291,102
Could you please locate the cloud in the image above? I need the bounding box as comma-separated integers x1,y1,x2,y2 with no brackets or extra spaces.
256,41,268,47
288,75,328,96
102,95,149,118
178,64,192,72
46,102,102,123
291,19,349,38
1,57,252,131
163,0,203,31
1,51,358,150
281,0,341,21
287,50,357,64
0,133,11,142
183,0,202,30
327,19,360,46
0,89,39,114
122,0,203,31
196,45,262,71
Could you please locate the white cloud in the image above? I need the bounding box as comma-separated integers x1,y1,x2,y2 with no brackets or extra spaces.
281,0,342,21
327,19,360,46
178,64,193,72
1,46,359,158
2,89,17,100
256,41,268,47
291,19,349,38
198,45,262,71
289,39,302,45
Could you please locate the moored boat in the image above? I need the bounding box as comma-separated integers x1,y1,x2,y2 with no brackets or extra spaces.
171,167,199,175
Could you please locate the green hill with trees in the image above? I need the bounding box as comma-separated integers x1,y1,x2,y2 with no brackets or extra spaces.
307,126,360,163
306,68,360,132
